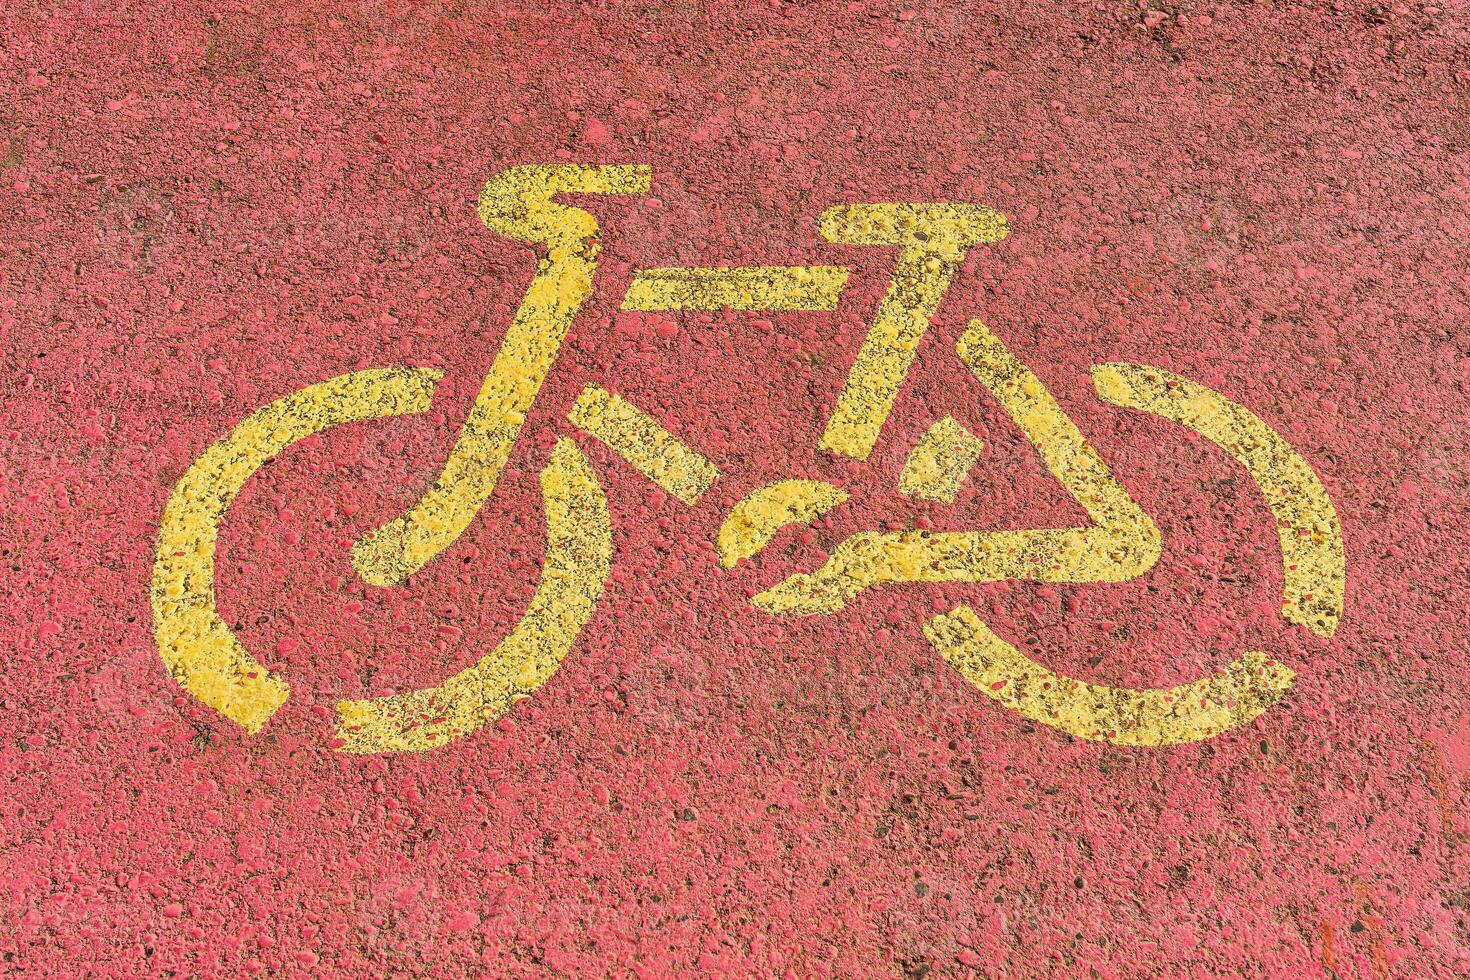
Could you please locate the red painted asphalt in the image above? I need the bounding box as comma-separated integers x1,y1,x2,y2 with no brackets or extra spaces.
2,3,1469,976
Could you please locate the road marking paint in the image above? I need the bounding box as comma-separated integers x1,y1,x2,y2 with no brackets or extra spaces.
755,319,1159,615
151,367,442,733
899,415,984,503
621,266,849,311
925,606,1295,746
351,164,650,587
1092,363,1345,637
716,480,849,568
818,203,1009,460
335,438,611,753
569,384,718,504
148,171,1349,756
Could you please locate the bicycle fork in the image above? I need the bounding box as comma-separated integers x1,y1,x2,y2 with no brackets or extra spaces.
350,164,652,587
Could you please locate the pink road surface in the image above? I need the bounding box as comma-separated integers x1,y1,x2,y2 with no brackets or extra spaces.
2,2,1469,976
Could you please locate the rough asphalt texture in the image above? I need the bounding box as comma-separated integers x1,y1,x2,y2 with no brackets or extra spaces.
3,1,1469,976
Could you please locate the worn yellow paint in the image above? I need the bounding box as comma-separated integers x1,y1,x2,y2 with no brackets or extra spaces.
335,438,610,753
351,164,650,587
152,368,442,733
818,204,1009,460
899,416,985,503
568,384,718,504
1092,363,1345,637
621,266,849,311
925,606,1295,746
716,480,849,568
756,320,1160,615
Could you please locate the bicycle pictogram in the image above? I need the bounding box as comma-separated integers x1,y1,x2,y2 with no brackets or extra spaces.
150,164,1345,755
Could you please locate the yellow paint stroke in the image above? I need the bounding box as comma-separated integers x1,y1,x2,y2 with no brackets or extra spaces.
568,384,718,505
899,416,985,503
621,266,849,311
335,438,610,753
351,164,650,587
818,203,1009,460
756,320,1160,615
152,368,443,733
1092,363,1344,637
926,606,1295,746
716,480,849,568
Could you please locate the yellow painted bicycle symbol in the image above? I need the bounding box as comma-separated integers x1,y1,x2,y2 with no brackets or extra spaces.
151,165,1344,754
